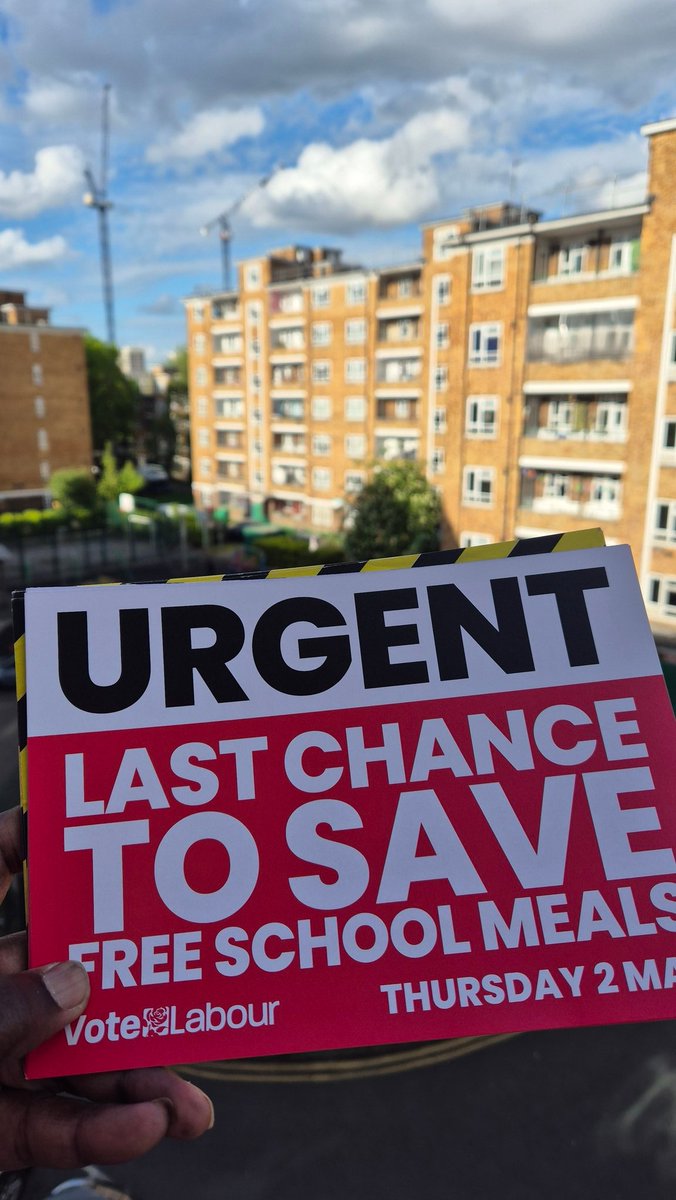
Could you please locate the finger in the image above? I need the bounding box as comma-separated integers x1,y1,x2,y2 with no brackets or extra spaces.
0,810,23,905
0,932,27,976
64,1068,214,1140
0,962,89,1061
0,1089,175,1170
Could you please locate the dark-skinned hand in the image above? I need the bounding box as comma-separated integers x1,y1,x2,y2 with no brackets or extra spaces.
0,807,214,1170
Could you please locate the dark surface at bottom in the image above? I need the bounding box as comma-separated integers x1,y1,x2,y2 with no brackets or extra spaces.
21,1017,676,1200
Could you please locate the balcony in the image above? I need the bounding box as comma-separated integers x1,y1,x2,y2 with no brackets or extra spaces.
375,359,422,384
272,398,305,421
270,329,305,352
214,367,242,386
375,434,420,462
271,364,306,387
519,469,622,520
377,318,421,343
522,396,628,444
271,463,307,488
272,433,306,454
527,311,634,363
376,398,419,422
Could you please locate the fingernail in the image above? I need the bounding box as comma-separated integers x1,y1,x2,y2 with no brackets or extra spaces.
40,961,89,1011
187,1081,215,1130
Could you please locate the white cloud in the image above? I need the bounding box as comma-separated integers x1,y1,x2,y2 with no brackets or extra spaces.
146,106,265,164
23,74,98,125
0,145,85,218
248,108,469,232
0,228,68,269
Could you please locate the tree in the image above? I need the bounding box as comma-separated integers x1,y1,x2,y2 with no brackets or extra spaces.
345,461,442,561
84,335,140,452
97,442,143,502
50,468,98,512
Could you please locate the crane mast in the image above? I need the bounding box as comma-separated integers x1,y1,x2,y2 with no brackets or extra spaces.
83,84,116,345
200,171,275,291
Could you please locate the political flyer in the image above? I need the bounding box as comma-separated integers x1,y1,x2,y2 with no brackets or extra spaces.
16,533,676,1077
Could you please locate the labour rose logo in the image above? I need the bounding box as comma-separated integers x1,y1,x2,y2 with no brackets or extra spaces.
143,1006,170,1037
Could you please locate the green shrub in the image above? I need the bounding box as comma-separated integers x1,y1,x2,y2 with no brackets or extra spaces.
50,468,98,513
254,535,346,569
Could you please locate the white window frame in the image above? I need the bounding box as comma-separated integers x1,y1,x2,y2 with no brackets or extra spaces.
346,280,366,306
312,360,331,384
466,395,498,437
312,466,332,491
198,428,210,448
607,239,633,275
245,264,261,290
472,245,504,290
433,407,447,434
345,318,366,344
543,472,571,500
312,285,330,308
345,434,366,459
469,323,501,367
431,447,445,474
32,363,43,386
558,244,585,276
345,396,366,421
345,470,365,494
654,499,676,544
434,366,448,392
312,434,332,457
36,428,49,452
312,395,332,420
199,458,212,478
345,358,366,384
435,275,450,305
195,366,208,386
547,398,575,435
311,321,332,347
462,467,495,507
435,322,449,349
594,399,627,441
34,395,46,418
646,576,676,619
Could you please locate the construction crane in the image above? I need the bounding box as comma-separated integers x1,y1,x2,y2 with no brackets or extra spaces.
83,84,116,345
200,171,277,292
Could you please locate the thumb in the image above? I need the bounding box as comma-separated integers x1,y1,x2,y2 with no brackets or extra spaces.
0,962,90,1061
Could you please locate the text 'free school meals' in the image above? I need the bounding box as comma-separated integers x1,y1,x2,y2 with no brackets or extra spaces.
19,540,676,1076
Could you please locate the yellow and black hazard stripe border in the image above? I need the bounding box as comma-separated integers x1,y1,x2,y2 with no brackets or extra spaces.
164,526,605,585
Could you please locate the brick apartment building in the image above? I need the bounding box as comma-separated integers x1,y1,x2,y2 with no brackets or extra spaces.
0,290,92,510
185,116,676,634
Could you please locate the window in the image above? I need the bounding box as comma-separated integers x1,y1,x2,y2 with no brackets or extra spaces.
312,434,332,456
345,358,366,383
312,505,334,529
398,278,412,298
346,280,366,305
345,434,366,458
34,395,45,418
431,447,445,474
30,330,40,353
345,471,365,494
472,246,504,290
312,467,332,490
459,532,492,548
433,407,447,433
195,366,208,386
191,301,204,321
215,398,244,418
436,322,449,349
37,428,49,452
198,428,209,447
311,321,332,346
469,323,501,366
435,276,450,304
32,363,43,386
245,263,261,289
193,333,206,354
435,366,448,392
345,318,366,344
197,395,208,418
466,395,498,436
608,239,635,274
345,395,366,421
39,461,50,481
654,500,676,544
394,399,411,419
558,244,585,276
463,467,494,506
312,360,331,384
312,285,330,308
543,473,570,499
547,398,575,435
662,417,676,454
589,476,621,513
199,458,211,478
646,576,676,618
595,399,627,440
312,396,332,420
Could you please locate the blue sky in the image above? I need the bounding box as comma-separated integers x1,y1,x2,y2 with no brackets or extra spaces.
0,0,675,364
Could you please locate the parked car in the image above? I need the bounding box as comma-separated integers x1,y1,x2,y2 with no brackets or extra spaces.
139,462,169,484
